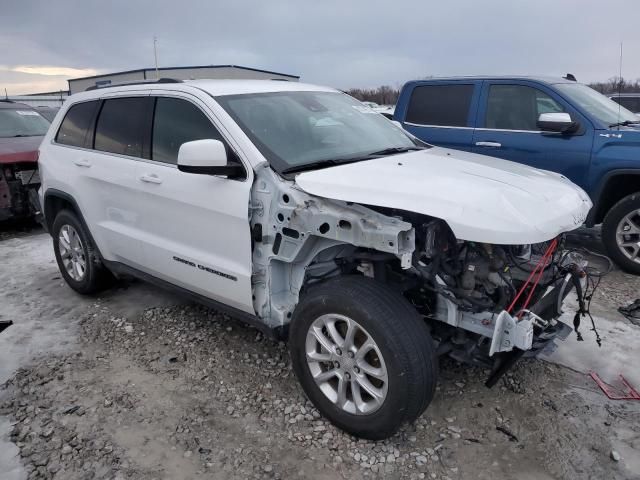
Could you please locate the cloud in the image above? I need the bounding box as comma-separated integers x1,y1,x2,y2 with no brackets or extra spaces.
0,69,72,95
10,66,99,77
1,0,639,94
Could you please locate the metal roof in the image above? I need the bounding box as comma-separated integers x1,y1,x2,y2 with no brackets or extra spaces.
68,64,300,82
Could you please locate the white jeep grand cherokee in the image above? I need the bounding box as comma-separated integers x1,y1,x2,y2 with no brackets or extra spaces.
38,79,592,439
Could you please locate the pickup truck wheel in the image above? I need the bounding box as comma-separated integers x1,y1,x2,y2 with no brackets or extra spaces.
602,193,640,275
52,210,112,294
289,276,437,440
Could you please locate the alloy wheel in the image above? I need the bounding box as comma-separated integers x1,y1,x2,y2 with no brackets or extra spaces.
616,209,640,265
305,314,388,415
58,224,87,281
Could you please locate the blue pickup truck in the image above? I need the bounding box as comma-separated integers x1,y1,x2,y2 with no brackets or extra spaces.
393,76,640,273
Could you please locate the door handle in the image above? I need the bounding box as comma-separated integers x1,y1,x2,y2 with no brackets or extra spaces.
475,141,502,148
139,173,162,184
73,158,91,167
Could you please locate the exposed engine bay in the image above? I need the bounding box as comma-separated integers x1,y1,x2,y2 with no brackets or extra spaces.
250,164,603,387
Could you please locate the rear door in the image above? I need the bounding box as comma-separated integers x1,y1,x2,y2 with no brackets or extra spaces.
133,91,254,313
396,80,481,152
51,95,151,266
472,81,594,188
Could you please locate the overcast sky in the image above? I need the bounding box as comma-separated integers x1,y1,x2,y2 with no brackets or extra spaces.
1,0,639,95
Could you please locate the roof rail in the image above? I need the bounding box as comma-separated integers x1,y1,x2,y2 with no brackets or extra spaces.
85,78,183,92
0,99,15,103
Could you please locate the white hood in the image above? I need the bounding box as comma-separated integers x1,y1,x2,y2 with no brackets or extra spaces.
295,147,592,245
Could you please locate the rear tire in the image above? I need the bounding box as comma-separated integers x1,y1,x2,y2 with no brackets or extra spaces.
602,193,640,275
52,209,112,294
289,276,437,440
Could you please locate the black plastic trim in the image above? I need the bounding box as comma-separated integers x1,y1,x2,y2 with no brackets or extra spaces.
85,78,183,91
586,169,640,226
177,163,245,179
102,260,286,340
42,189,96,246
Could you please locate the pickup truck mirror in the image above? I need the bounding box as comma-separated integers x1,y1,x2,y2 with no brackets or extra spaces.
177,139,244,178
537,112,578,133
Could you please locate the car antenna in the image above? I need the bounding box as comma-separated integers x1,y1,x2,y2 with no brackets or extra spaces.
616,41,623,130
4,88,7,100
563,73,577,81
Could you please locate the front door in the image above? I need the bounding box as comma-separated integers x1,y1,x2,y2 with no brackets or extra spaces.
472,81,594,189
134,93,254,314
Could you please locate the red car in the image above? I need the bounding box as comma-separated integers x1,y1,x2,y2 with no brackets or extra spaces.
0,100,50,222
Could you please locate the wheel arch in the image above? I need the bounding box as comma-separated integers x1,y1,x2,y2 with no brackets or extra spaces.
587,170,640,226
43,189,103,260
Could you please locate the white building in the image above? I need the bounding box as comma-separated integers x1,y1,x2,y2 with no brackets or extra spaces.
68,64,299,94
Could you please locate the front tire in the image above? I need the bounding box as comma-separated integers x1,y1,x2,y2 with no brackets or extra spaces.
602,193,640,275
289,276,437,440
52,209,112,294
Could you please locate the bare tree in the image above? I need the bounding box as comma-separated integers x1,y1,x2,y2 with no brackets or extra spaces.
346,86,400,105
589,77,640,94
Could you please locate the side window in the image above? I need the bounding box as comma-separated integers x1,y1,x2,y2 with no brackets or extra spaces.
405,84,474,127
94,97,151,158
617,97,640,112
55,101,99,147
485,85,565,131
152,97,223,164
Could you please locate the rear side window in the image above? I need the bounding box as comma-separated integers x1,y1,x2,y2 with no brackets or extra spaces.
152,97,223,164
94,97,151,158
55,101,98,147
405,84,474,127
614,97,640,112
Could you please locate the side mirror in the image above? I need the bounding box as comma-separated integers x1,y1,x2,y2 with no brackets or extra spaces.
177,139,244,178
537,112,578,133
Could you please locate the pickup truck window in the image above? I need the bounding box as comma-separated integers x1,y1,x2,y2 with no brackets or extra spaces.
556,83,638,126
405,85,473,127
485,85,564,131
611,97,640,113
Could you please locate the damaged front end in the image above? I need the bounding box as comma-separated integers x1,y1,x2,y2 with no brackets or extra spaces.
403,218,589,386
250,164,592,387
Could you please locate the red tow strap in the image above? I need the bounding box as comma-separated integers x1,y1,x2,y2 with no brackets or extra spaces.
590,372,640,400
506,239,559,316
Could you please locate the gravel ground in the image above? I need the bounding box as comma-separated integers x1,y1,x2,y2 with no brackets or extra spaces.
1,227,639,480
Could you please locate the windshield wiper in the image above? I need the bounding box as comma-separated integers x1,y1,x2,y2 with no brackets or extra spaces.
608,120,640,128
281,158,364,174
281,146,427,174
365,146,425,156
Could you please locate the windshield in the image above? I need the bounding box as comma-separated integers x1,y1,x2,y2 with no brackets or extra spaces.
0,108,50,138
216,91,421,173
555,83,638,127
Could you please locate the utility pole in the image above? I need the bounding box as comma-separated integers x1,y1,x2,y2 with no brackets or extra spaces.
153,36,159,79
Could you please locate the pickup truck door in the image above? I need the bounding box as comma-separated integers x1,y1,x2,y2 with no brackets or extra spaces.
397,80,481,152
134,91,254,314
472,80,594,189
